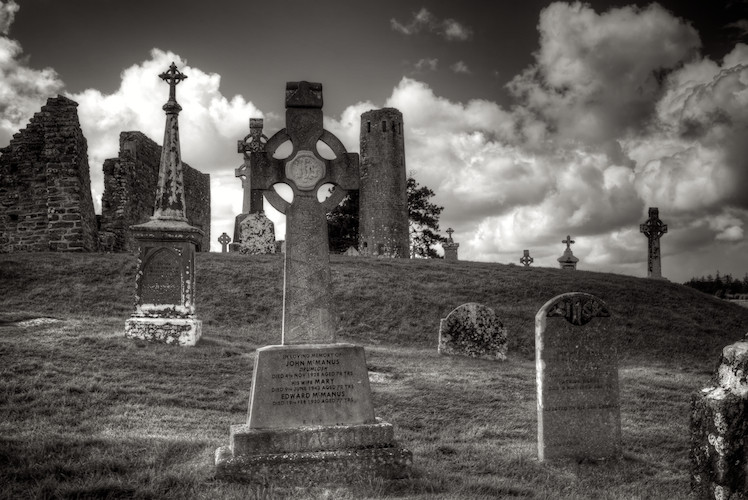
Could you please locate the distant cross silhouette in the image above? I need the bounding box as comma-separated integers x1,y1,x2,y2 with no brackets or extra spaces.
218,232,231,253
159,62,187,106
446,227,454,242
639,207,668,278
520,249,534,267
562,235,575,250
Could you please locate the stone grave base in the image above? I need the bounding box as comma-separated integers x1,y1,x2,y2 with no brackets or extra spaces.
214,419,412,484
124,316,201,346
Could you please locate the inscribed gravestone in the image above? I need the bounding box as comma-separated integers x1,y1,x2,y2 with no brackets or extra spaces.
535,292,619,461
139,248,181,304
438,303,507,360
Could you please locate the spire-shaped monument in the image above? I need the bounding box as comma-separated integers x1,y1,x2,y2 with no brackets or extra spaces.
124,62,204,346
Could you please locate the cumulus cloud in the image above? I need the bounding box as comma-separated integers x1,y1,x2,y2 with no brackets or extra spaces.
0,0,18,35
390,7,473,41
450,61,470,74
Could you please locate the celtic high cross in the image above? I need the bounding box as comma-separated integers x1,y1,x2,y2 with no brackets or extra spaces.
520,249,533,267
251,81,359,344
235,118,268,214
639,207,667,278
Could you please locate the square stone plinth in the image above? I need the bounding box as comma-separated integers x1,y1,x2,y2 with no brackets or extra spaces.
215,419,412,484
247,344,375,429
124,317,201,346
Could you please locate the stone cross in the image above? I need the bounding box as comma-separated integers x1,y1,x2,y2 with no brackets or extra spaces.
639,207,667,279
446,227,454,242
218,232,231,253
235,118,267,214
562,235,574,250
520,249,533,267
251,81,359,345
153,62,188,221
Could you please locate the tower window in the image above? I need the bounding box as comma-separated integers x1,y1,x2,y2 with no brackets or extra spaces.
382,121,387,132
367,121,371,133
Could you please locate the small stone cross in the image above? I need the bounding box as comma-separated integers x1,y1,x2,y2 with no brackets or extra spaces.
520,249,533,267
251,81,359,345
235,119,267,214
218,232,231,253
159,62,187,107
446,227,454,242
640,207,668,278
562,235,575,250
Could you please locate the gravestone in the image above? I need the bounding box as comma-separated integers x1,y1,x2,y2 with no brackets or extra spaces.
557,235,578,270
238,212,275,255
215,81,411,485
520,249,534,267
218,232,231,253
535,292,619,461
640,207,667,279
124,63,203,347
438,303,507,360
691,335,748,499
443,227,460,261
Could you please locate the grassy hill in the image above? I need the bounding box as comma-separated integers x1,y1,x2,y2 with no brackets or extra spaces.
1,252,747,499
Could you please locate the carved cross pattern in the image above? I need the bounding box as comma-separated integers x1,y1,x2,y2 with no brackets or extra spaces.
520,249,534,267
546,293,610,326
250,81,359,345
562,235,575,250
446,228,454,242
640,207,668,240
218,232,231,252
159,62,187,106
237,118,268,159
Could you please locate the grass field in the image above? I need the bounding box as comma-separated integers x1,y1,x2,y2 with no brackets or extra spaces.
1,252,747,499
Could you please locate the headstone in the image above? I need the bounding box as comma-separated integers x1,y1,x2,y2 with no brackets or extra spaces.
218,232,231,253
639,207,668,279
691,335,748,499
438,303,507,360
124,63,203,347
557,235,578,270
215,81,411,485
535,292,619,461
238,212,275,255
443,227,460,261
520,249,534,267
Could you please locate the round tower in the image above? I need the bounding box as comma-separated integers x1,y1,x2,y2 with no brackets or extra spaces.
359,108,409,258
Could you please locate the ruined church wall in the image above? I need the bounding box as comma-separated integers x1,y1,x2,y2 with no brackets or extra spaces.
0,95,99,252
99,131,210,252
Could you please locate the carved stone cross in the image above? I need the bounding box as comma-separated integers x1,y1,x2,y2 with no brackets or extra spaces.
562,235,575,250
639,207,668,278
251,81,359,345
159,62,187,108
446,227,454,242
520,249,533,267
235,118,267,214
218,232,231,253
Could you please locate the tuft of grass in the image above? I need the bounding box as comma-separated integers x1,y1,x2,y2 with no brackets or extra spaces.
1,252,746,498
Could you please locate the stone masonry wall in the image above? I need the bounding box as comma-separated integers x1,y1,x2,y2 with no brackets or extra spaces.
0,95,99,252
100,131,210,252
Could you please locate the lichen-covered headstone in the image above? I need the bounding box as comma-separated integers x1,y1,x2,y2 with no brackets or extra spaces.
438,303,507,360
535,292,619,461
239,212,275,254
691,336,748,499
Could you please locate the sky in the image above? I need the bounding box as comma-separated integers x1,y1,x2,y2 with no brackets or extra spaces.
1,0,748,283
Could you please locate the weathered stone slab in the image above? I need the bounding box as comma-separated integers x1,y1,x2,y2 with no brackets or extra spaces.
438,303,507,360
535,292,619,461
691,338,748,499
247,344,375,429
239,212,275,255
124,317,201,346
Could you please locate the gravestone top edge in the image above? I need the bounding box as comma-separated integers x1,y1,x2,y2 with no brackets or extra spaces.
443,302,496,319
536,292,610,326
257,342,360,353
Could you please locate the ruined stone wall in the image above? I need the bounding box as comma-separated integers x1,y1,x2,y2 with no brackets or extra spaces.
359,108,409,258
0,95,99,252
100,131,211,252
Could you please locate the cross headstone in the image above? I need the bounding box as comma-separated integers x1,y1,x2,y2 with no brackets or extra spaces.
215,81,411,484
443,227,460,261
251,81,359,345
558,235,579,270
218,232,231,253
639,207,667,279
535,292,619,461
235,118,267,215
520,249,534,267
